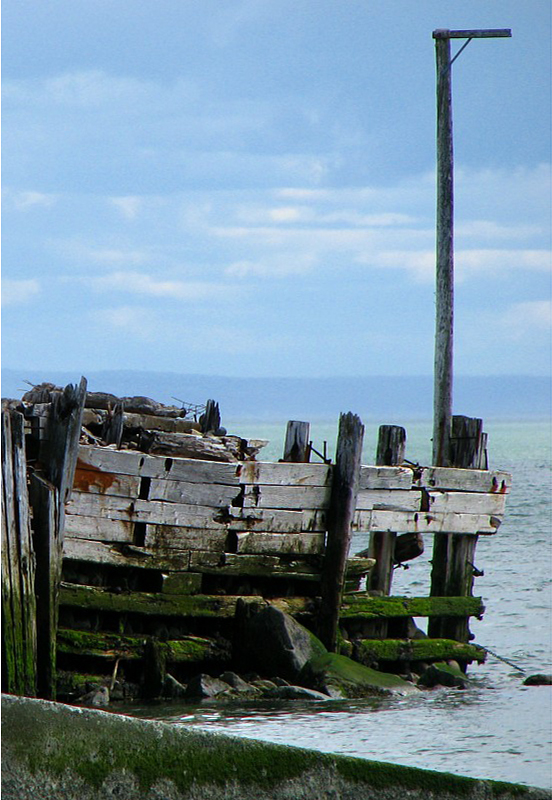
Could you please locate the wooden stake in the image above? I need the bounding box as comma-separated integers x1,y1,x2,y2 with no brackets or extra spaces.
283,421,311,463
429,415,486,642
367,425,406,596
318,412,364,651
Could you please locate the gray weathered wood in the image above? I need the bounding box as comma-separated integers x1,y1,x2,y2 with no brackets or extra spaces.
237,460,331,487
432,32,454,469
429,415,489,641
76,445,241,485
73,466,141,498
235,532,325,556
319,412,364,651
368,425,405,595
358,465,414,490
433,28,511,39
241,484,331,510
283,420,310,463
418,466,511,493
64,515,135,542
145,524,227,553
147,478,241,507
30,472,61,699
63,537,192,571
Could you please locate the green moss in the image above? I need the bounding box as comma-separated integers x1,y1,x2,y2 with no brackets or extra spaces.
2,696,539,797
356,638,486,664
301,652,419,697
340,595,485,620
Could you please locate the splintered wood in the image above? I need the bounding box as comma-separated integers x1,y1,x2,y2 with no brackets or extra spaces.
64,445,511,570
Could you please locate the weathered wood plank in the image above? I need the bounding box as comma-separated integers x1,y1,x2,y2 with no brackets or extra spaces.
358,465,414,490
73,467,140,498
63,538,192,571
356,638,486,664
339,595,485,620
237,461,332,487
65,492,226,528
235,532,326,556
369,509,500,535
242,484,331,510
427,490,507,516
64,515,135,542
319,412,364,651
145,524,227,553
147,478,240,507
160,572,203,594
356,488,420,512
59,583,313,618
30,473,62,700
57,629,224,663
76,445,240,485
283,420,311,462
419,466,511,493
227,508,328,533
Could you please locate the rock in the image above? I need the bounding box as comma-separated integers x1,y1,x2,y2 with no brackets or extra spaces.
299,652,420,698
523,674,552,686
264,685,331,701
184,674,231,699
251,679,279,692
234,600,327,681
417,661,469,689
163,673,187,698
76,685,110,707
219,671,254,692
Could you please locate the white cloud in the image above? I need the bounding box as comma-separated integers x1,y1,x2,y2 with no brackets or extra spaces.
88,271,235,301
91,306,158,337
2,279,40,306
109,196,144,220
225,254,316,278
3,189,58,211
498,300,552,340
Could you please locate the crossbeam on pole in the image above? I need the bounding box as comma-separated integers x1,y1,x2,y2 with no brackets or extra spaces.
433,29,512,39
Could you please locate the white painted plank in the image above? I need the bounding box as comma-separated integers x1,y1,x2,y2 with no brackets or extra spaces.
64,515,135,542
237,461,332,487
419,466,512,493
235,532,326,555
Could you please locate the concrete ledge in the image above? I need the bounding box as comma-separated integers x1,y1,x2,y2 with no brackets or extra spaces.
2,695,549,800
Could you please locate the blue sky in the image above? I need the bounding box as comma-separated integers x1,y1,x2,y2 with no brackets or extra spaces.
2,1,550,379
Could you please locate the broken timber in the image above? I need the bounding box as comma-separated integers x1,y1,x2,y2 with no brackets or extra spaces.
1,381,512,701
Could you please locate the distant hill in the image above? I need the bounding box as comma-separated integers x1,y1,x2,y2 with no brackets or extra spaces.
2,368,549,421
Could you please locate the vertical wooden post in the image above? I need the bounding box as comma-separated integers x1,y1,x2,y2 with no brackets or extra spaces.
31,377,87,699
429,414,486,642
318,412,364,651
1,408,37,696
283,420,310,463
432,32,454,469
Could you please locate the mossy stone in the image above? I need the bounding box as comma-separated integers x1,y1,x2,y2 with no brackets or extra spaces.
300,652,420,698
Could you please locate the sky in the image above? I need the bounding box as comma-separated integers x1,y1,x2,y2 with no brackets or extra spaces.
2,1,551,379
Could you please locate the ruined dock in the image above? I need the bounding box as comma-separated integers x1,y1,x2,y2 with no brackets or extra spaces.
2,379,511,702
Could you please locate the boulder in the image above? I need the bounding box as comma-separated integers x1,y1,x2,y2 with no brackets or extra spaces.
162,673,187,698
299,652,419,698
183,674,231,699
417,661,468,689
263,685,331,701
76,685,110,707
234,601,327,681
523,674,552,686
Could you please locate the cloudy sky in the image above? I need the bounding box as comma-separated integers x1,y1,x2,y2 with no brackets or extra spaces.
2,1,550,379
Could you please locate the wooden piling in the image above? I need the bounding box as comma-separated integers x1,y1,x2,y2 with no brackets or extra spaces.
428,415,486,641
318,412,364,651
31,378,87,698
367,425,406,596
1,409,37,696
283,421,311,463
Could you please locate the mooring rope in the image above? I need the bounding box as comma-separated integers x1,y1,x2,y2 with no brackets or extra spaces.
479,646,527,673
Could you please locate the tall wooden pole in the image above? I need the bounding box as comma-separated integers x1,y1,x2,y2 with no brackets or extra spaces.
431,28,511,468
432,31,454,467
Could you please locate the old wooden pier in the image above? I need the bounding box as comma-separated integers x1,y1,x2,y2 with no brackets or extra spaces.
2,380,511,701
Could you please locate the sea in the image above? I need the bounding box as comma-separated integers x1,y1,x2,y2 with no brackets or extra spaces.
118,418,552,790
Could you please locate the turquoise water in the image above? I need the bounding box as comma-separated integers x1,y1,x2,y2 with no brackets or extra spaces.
124,419,552,789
